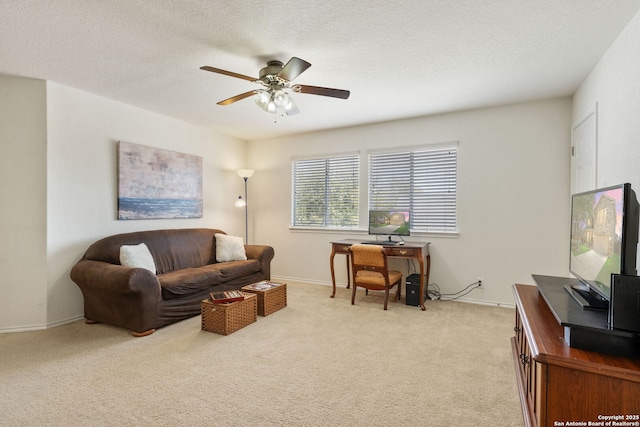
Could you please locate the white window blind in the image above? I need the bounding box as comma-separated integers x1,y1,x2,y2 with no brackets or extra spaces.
369,147,457,233
292,155,359,228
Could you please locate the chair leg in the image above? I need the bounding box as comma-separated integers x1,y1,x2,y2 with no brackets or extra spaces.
384,287,389,310
351,284,357,305
396,282,401,301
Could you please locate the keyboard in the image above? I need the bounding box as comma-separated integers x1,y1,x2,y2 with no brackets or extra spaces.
361,240,397,246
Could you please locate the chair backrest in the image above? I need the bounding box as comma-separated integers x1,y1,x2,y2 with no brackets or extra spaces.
350,244,391,284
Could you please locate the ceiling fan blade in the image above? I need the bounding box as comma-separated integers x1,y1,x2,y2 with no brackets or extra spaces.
277,57,311,82
200,66,256,82
217,90,260,106
296,85,350,99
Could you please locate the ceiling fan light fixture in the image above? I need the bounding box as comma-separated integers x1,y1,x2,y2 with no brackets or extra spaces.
255,89,294,114
273,90,290,109
256,90,270,104
255,90,273,112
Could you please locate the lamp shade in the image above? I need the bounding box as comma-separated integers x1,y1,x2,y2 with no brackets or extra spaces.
235,195,246,207
237,169,254,179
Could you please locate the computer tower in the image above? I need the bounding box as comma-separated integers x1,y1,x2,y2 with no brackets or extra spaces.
609,274,640,333
405,274,422,306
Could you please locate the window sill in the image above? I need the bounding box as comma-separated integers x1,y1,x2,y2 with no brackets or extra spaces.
288,226,367,235
288,226,459,238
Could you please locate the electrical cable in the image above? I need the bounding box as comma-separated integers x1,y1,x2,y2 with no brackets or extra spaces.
439,287,478,301
428,281,481,301
427,283,442,300
406,259,417,275
440,281,481,296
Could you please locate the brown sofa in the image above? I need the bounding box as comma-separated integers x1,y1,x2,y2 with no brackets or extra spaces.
70,228,274,336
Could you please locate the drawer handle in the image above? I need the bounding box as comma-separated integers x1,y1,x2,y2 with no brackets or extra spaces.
342,246,349,251
519,354,530,365
399,250,407,255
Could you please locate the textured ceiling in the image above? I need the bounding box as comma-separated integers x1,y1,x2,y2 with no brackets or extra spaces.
1,0,639,141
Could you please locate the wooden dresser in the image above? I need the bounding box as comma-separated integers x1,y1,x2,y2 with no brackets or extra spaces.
512,283,640,427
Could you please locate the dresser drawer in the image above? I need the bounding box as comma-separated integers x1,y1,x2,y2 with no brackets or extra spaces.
332,243,352,254
386,247,417,257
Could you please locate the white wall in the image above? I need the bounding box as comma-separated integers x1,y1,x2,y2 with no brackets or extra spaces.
0,75,48,329
573,9,640,190
45,83,249,327
4,3,637,328
0,78,248,331
248,98,572,306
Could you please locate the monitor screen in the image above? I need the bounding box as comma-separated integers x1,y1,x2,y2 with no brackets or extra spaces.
368,210,410,236
569,183,638,300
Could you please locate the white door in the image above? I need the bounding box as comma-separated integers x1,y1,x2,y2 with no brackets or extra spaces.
571,107,597,194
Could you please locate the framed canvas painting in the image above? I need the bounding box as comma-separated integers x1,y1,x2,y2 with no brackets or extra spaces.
117,141,203,220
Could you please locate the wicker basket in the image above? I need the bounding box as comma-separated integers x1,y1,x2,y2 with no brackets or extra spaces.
241,282,287,316
201,292,257,335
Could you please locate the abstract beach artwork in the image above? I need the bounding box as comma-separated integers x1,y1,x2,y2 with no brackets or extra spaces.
118,141,203,220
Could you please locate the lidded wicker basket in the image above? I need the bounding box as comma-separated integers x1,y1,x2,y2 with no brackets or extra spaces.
201,291,257,335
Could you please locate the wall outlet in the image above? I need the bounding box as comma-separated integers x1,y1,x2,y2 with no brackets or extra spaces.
477,278,483,287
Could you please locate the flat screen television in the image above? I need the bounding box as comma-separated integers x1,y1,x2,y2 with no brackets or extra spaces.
368,210,410,241
568,183,639,309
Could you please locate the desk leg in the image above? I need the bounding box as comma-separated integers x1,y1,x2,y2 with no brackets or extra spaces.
426,254,431,285
330,249,351,298
418,253,431,311
345,254,351,289
330,248,337,298
424,255,431,310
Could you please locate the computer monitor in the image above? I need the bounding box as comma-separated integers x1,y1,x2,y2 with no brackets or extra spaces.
368,210,410,239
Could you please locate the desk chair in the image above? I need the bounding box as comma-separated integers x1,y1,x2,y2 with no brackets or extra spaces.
349,244,402,310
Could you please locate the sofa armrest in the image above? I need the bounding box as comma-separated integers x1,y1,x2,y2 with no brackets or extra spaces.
70,260,162,333
244,245,275,279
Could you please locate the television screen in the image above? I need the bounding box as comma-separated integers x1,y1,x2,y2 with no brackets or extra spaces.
368,210,410,237
569,183,638,300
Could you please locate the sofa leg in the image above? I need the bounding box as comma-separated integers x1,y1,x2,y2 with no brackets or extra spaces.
131,329,155,337
85,319,100,324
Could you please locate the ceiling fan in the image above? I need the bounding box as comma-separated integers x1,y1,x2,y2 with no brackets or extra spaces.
200,57,350,116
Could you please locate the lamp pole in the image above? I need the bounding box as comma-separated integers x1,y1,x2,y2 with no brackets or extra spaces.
236,169,254,244
242,176,249,244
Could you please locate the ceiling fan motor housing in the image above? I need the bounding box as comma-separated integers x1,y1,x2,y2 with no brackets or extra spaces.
259,60,285,81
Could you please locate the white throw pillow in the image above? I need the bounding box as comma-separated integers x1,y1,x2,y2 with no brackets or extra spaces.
119,243,156,274
215,233,247,262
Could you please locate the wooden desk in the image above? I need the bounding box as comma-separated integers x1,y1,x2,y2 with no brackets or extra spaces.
329,239,430,310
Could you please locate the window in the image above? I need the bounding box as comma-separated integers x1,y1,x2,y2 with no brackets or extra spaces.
368,146,457,233
292,155,359,228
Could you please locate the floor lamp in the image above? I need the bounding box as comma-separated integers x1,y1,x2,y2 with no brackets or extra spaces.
235,169,254,244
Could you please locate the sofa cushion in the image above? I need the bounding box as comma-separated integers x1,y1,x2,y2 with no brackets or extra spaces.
158,259,261,299
215,233,247,262
119,243,156,274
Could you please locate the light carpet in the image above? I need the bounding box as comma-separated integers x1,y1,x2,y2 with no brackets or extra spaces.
0,282,523,426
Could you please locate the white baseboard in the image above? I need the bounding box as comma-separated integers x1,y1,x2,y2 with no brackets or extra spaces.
0,315,84,334
440,297,515,309
271,275,515,309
